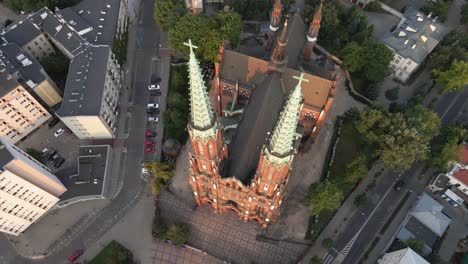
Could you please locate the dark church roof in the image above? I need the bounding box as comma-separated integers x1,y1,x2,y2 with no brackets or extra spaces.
226,73,285,183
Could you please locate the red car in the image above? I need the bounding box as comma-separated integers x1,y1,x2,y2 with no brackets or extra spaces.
146,131,156,137
145,147,155,153
145,140,154,146
68,249,83,262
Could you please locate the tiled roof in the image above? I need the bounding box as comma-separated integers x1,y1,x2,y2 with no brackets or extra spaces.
283,68,332,109
453,169,468,186
410,193,451,237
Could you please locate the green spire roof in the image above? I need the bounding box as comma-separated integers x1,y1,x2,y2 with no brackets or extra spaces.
184,39,215,131
268,73,307,157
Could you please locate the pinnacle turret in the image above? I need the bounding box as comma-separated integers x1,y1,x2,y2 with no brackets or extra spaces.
270,0,282,32
268,73,307,157
184,39,216,132
307,1,323,43
269,19,289,71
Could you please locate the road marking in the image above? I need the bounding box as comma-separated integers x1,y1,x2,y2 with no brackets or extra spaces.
340,172,404,257
440,92,462,120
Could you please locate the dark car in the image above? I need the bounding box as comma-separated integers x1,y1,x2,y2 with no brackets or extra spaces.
149,90,161,96
46,150,57,160
146,131,156,137
394,180,405,191
51,154,60,162
151,75,161,83
68,249,83,263
55,157,66,168
48,118,60,129
147,109,160,115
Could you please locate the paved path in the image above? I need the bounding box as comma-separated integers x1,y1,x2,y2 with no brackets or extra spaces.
158,191,309,264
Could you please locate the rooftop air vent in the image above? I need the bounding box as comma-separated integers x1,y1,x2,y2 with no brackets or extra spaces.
411,44,416,49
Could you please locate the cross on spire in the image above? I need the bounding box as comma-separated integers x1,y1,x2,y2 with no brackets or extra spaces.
183,39,198,53
293,73,309,87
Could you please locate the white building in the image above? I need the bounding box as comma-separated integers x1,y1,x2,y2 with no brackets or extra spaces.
0,137,66,235
382,7,447,82
379,247,429,264
0,69,51,144
57,46,121,139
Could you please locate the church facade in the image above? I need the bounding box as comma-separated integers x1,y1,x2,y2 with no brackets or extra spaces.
187,0,336,228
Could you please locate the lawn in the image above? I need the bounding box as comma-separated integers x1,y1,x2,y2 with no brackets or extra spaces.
89,240,134,264
305,117,375,240
164,65,190,141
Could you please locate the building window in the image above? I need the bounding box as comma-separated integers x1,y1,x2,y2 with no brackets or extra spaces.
222,86,232,96
304,113,314,121
238,90,249,101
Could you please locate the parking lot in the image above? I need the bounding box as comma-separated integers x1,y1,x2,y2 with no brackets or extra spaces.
17,119,90,174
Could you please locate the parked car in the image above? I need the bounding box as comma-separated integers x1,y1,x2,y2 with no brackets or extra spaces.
51,154,60,162
149,90,161,96
145,147,155,153
48,118,60,129
148,116,159,122
148,84,161,91
145,131,156,137
151,75,161,83
147,109,159,115
54,157,66,168
41,148,50,156
394,180,405,191
54,128,65,137
68,249,83,263
46,150,57,160
147,103,159,109
145,140,155,146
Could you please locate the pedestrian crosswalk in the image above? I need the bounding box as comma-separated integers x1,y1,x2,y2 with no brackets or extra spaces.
322,248,339,264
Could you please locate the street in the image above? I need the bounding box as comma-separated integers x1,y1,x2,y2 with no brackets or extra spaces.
0,0,165,262
322,87,468,264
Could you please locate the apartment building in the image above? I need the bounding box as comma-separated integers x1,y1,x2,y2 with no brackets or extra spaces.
57,46,121,139
0,69,51,144
1,20,56,61
0,43,62,107
0,137,66,235
381,7,446,82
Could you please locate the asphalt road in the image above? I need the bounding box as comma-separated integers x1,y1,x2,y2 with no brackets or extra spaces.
0,0,162,263
325,87,468,264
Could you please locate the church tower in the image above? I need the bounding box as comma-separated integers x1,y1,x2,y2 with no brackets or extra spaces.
269,19,289,73
250,73,307,227
304,1,323,61
185,39,227,208
266,0,282,50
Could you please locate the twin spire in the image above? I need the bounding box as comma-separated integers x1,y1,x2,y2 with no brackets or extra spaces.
307,0,323,43
268,73,306,157
184,39,216,131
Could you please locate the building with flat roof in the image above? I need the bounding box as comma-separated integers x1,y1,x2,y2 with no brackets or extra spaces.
0,137,66,235
0,68,51,144
57,46,121,139
381,7,447,82
0,43,62,107
378,247,429,264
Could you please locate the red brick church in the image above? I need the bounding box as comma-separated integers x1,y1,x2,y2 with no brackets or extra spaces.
186,0,337,228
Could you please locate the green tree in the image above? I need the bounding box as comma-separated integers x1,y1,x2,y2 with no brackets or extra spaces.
344,155,368,184
430,124,467,171
353,193,368,207
342,42,363,72
356,106,440,171
361,40,393,82
308,182,343,215
145,162,175,196
216,11,243,47
310,256,323,264
154,0,187,32
405,239,425,255
421,0,451,22
462,3,468,25
322,238,334,249
26,148,45,164
153,208,167,238
433,60,468,93
164,223,190,246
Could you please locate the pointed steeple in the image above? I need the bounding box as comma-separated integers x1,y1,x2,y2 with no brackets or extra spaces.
268,73,307,157
270,19,289,71
307,1,323,43
184,39,216,132
270,0,282,32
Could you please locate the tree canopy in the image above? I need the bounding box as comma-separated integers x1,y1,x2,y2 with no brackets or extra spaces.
344,155,368,184
168,12,243,62
430,124,468,171
356,105,440,171
4,0,80,13
40,53,70,88
462,3,468,25
433,60,468,93
342,40,393,83
164,223,190,246
154,0,187,32
421,0,451,22
165,65,189,140
145,161,175,196
307,182,344,215
26,148,45,164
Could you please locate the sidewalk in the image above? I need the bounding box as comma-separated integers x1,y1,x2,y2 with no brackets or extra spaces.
299,164,387,262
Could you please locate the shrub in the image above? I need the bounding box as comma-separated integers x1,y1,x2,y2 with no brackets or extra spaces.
322,238,334,249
